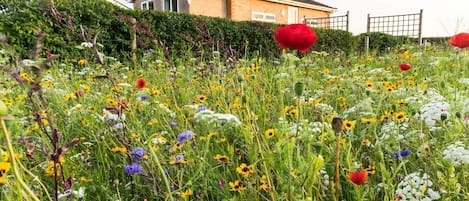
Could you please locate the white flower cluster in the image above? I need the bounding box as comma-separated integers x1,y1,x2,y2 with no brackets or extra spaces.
278,118,331,141
395,171,441,201
416,101,450,131
192,107,241,127
343,97,375,118
379,120,409,142
442,141,469,167
319,169,330,190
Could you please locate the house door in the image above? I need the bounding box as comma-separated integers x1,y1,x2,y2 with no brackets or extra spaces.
287,6,298,24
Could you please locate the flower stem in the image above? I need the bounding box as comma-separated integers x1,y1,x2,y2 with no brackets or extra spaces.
1,117,40,201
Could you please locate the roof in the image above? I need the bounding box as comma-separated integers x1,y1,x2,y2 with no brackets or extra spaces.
292,0,336,9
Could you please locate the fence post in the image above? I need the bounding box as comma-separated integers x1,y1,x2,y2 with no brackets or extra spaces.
418,9,423,46
365,14,370,54
346,11,350,32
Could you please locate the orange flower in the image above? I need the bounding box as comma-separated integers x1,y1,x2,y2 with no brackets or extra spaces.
275,24,318,53
135,78,147,89
449,32,469,48
348,170,367,185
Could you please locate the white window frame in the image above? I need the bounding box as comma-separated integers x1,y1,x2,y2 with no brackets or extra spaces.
251,11,276,23
163,0,178,12
141,0,154,10
304,18,319,27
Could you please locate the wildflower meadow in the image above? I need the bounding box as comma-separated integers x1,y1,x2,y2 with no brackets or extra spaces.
2,11,469,201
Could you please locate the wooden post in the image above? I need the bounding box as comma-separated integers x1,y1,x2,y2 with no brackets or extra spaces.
418,9,423,46
365,13,370,54
346,11,350,32
130,18,137,66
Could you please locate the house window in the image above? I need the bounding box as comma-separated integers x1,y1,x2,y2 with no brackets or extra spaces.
164,0,178,12
141,0,154,10
304,18,319,27
251,11,276,23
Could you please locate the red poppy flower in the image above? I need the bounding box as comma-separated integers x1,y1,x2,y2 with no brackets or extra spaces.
135,78,147,89
348,170,367,185
275,24,318,53
399,63,411,71
449,32,469,48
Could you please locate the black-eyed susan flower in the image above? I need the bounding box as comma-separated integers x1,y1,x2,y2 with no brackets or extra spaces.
20,72,30,81
395,99,406,106
365,165,376,175
111,147,127,154
236,163,254,177
181,189,193,199
265,128,275,139
259,175,269,191
229,180,246,192
0,162,11,184
196,95,207,103
393,111,407,122
342,119,356,130
105,98,118,106
380,111,392,122
77,59,87,65
361,138,371,146
361,117,377,124
214,154,230,163
364,81,373,88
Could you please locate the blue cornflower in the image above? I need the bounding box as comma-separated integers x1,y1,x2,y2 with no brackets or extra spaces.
400,148,412,157
124,163,142,175
198,106,207,112
137,95,149,101
131,147,146,162
177,131,194,144
390,148,412,160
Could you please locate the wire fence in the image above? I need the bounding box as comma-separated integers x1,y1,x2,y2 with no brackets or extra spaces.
367,9,423,45
303,11,349,32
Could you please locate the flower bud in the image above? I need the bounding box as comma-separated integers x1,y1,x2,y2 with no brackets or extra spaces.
0,100,8,117
294,82,304,97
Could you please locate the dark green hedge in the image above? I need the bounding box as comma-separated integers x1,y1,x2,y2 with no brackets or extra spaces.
0,0,418,61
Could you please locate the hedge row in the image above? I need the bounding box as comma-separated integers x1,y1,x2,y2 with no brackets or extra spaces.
0,0,414,62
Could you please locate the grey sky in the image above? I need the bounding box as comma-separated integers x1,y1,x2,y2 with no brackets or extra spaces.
319,0,469,37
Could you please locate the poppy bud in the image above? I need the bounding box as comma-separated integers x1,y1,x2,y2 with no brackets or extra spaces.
332,117,343,134
294,82,304,96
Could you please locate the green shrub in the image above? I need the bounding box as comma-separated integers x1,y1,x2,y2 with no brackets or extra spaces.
0,0,365,61
356,32,414,53
313,28,356,55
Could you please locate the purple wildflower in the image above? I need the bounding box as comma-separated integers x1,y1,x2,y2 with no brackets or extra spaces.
390,148,412,160
131,147,146,162
198,106,207,112
124,163,142,175
400,148,412,157
177,131,194,144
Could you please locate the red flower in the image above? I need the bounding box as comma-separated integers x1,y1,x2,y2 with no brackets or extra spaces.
275,24,318,53
135,78,147,89
348,170,367,185
399,63,411,71
45,50,52,57
449,32,469,48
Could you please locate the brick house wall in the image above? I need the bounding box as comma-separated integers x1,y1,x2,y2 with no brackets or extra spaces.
134,0,333,24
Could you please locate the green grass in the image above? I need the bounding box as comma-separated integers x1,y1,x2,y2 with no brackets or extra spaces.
1,44,469,201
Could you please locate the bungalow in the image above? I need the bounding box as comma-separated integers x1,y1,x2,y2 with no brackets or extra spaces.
133,0,336,25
